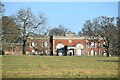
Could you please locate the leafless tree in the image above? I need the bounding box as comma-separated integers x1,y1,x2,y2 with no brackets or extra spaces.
81,16,118,57
12,8,46,54
49,24,68,36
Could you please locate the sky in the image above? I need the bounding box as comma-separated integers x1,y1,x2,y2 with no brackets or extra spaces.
3,2,118,34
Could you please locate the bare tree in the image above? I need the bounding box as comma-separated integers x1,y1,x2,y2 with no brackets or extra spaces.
49,24,68,36
81,16,118,57
78,31,83,36
0,1,5,18
13,8,46,54
93,16,118,57
0,1,5,55
82,20,94,36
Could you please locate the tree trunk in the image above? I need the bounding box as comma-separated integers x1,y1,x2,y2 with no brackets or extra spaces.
97,44,100,56
22,21,27,55
106,38,109,57
106,48,109,57
22,39,26,54
11,45,15,54
11,45,14,54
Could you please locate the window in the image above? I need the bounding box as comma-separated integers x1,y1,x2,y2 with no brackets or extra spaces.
44,42,48,47
32,42,35,47
90,42,94,48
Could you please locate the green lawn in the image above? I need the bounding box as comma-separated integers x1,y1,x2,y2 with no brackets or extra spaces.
2,55,119,78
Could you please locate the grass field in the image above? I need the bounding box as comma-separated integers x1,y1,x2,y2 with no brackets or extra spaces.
2,55,119,78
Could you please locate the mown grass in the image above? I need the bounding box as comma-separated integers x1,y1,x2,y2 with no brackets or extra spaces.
2,55,119,78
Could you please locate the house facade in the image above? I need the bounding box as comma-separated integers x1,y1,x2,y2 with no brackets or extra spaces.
2,32,105,56
52,33,104,56
27,35,50,55
28,33,105,56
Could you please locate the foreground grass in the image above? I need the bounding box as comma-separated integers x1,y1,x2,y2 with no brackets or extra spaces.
2,55,119,78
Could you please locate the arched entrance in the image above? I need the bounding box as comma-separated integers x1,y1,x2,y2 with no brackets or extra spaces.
76,44,84,56
56,43,64,56
67,48,75,56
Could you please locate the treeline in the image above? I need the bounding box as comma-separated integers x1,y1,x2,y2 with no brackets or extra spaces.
1,2,119,56
78,16,119,56
1,7,69,54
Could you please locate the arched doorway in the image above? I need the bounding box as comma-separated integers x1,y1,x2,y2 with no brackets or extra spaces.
67,49,74,56
56,43,64,56
76,44,84,56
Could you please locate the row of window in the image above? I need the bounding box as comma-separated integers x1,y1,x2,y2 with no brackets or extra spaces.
30,42,48,48
88,42,103,48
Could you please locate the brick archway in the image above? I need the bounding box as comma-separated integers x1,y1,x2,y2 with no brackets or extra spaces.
56,43,64,56
76,44,84,56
